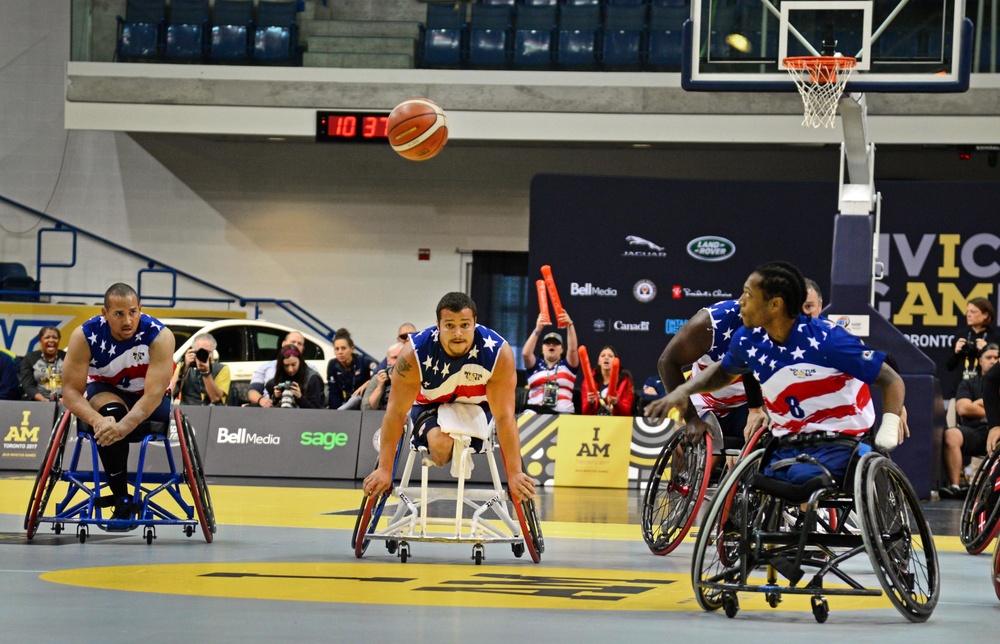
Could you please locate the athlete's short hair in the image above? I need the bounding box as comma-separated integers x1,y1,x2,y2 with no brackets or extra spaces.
754,262,806,320
436,292,477,322
104,283,138,308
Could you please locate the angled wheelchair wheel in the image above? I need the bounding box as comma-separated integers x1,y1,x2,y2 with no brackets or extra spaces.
642,426,712,555
959,449,1000,555
25,411,72,539
856,453,939,623
175,408,216,543
353,491,390,558
513,496,544,563
691,450,764,612
992,536,1000,601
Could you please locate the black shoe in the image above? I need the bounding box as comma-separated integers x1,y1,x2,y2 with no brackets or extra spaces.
107,498,135,529
938,484,962,500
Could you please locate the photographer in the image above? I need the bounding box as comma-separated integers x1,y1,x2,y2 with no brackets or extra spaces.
362,342,403,411
170,333,230,406
943,298,1000,399
264,344,324,409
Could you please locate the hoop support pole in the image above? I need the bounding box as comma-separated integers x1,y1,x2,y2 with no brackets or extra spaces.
837,93,875,215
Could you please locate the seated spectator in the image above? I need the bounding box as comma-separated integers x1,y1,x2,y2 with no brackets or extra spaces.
247,330,304,407
265,345,324,409
19,326,65,402
362,342,403,411
170,333,230,406
374,322,417,373
0,348,21,400
327,327,371,409
803,278,824,319
941,343,1000,498
581,345,635,416
521,310,578,414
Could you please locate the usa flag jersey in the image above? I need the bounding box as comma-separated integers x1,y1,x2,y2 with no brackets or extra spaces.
410,324,506,418
690,300,750,416
721,314,884,437
82,313,165,395
526,358,576,413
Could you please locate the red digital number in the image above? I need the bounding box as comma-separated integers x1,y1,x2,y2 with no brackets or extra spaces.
362,116,389,139
328,115,357,138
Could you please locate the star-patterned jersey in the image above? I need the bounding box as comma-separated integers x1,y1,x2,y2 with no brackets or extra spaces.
690,300,749,417
82,313,165,395
410,323,506,418
526,358,576,413
721,314,884,437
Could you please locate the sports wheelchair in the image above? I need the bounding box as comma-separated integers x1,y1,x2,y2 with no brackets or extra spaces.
959,447,1000,554
691,434,939,623
641,412,769,556
24,407,215,544
352,418,544,565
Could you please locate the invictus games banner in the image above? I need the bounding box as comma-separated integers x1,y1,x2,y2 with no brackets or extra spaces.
0,401,57,471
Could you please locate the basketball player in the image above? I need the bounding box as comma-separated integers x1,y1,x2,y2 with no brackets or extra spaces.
363,292,535,503
61,283,175,521
647,262,906,484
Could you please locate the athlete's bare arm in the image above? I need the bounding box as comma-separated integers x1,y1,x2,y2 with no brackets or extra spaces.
487,344,535,503
116,328,175,435
363,343,422,497
61,327,107,430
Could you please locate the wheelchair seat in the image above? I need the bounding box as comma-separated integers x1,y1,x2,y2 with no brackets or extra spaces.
352,414,544,565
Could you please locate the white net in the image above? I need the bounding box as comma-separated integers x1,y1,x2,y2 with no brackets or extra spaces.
783,57,857,129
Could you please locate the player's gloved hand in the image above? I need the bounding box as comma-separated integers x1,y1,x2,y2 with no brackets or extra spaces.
874,412,903,451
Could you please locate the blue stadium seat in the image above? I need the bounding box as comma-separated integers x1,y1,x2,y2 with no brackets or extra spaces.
607,0,647,5
116,0,166,62
253,0,299,63
602,4,646,69
469,4,513,67
646,4,687,69
210,0,253,62
0,263,40,302
556,5,601,69
513,5,557,68
563,0,601,5
420,3,467,67
520,0,559,6
478,0,516,5
166,0,209,61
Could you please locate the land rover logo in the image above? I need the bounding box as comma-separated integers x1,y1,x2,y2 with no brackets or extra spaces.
686,236,735,262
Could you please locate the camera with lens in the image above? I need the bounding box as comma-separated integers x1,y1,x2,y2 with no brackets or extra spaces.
275,381,297,408
960,334,980,359
194,347,211,363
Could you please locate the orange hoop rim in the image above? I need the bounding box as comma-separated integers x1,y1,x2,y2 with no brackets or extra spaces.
782,55,857,71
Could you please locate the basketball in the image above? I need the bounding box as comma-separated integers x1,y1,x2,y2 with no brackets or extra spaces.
387,98,448,161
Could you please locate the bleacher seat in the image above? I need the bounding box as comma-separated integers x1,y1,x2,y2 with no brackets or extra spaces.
646,3,687,69
0,263,40,302
563,0,601,5
478,0,516,5
469,4,514,67
607,0,647,6
166,0,209,61
521,0,559,6
210,0,253,62
603,4,646,69
513,5,557,67
419,2,467,68
253,0,299,63
116,0,166,62
556,4,601,69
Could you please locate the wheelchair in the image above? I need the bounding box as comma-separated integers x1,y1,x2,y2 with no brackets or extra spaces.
959,447,1000,554
994,537,1000,601
352,417,544,565
641,412,769,556
691,434,939,623
24,407,216,544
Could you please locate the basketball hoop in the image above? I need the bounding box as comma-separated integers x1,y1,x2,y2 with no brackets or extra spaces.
783,56,857,129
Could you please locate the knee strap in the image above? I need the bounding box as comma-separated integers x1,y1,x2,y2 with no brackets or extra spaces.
99,402,128,422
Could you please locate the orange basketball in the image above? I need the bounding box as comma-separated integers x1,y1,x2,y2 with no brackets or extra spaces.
387,98,448,161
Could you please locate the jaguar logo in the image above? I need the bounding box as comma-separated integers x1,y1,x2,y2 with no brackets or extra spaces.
625,235,665,251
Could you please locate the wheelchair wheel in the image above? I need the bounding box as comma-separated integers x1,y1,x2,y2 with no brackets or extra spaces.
992,536,1000,601
959,449,1000,555
641,427,712,555
175,408,216,543
691,450,764,612
856,453,939,623
513,496,544,563
353,491,390,558
24,411,72,539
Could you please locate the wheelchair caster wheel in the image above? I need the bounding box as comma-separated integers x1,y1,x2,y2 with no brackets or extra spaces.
386,540,398,554
145,528,156,545
512,542,525,558
184,525,195,538
766,592,781,608
77,527,87,544
473,544,484,566
399,542,410,564
723,594,739,619
54,523,63,535
811,596,829,623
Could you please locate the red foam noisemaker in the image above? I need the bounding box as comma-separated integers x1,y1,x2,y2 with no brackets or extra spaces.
540,264,566,327
578,346,598,395
536,279,550,324
607,358,620,403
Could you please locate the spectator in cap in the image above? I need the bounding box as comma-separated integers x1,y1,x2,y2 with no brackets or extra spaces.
522,309,578,414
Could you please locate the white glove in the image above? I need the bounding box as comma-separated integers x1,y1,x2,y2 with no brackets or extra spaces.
875,412,901,452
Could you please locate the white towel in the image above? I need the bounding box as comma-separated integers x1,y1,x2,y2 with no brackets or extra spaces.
437,403,490,479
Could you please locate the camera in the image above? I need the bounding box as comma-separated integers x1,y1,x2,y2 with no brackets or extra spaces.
960,334,980,358
195,348,211,363
275,381,297,408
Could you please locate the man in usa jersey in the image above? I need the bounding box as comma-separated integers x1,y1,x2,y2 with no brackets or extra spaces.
649,262,907,484
363,292,536,503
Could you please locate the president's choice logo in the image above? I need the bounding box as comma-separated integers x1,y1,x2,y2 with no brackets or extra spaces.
686,236,736,262
217,427,281,445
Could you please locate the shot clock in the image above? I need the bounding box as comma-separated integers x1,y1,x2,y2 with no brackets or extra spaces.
315,111,389,143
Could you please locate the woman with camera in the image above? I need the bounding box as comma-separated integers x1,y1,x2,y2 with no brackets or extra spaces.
944,298,1000,397
265,344,324,409
171,333,230,406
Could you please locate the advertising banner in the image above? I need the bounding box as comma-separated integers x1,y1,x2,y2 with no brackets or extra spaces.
0,401,57,471
549,415,632,488
207,407,362,479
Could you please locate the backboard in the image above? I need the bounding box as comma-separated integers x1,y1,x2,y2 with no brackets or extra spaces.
683,0,971,92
